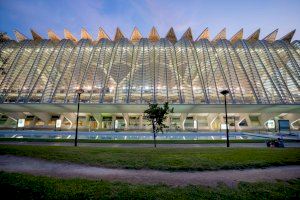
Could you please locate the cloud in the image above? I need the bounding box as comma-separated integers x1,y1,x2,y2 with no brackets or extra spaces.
0,0,299,40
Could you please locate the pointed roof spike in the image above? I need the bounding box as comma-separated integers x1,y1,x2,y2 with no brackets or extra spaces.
196,28,209,41
1,33,11,41
280,29,296,43
48,29,61,41
30,29,43,41
263,29,278,43
181,27,193,41
114,27,125,41
64,29,77,43
97,27,110,41
81,28,93,40
13,30,27,42
166,27,177,43
213,28,226,41
247,29,260,42
130,27,142,42
230,28,243,44
148,27,160,42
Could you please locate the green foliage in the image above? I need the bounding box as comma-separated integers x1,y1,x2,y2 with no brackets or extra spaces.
0,145,299,171
0,172,299,200
144,102,174,133
144,102,174,147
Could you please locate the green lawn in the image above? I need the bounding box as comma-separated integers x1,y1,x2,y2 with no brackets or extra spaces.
0,145,299,171
0,172,299,200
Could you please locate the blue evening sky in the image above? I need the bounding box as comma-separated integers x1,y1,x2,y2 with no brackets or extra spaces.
1,0,299,40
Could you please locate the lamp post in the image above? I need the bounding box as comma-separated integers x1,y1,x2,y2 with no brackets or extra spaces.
74,88,84,147
220,89,230,147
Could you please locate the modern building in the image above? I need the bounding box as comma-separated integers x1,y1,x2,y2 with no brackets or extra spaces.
0,27,299,131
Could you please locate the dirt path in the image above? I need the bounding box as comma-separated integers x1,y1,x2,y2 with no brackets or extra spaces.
0,155,299,187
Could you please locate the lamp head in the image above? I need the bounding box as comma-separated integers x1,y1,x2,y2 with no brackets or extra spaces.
220,89,230,95
75,88,84,94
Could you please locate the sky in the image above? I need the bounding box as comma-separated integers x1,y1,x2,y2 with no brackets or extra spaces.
0,0,300,41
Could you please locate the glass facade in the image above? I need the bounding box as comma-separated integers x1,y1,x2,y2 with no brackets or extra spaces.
0,30,299,105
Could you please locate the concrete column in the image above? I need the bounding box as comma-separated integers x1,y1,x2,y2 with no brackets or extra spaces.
122,113,129,130
219,114,225,124
29,117,38,128
112,115,116,130
207,114,218,130
237,114,252,130
166,116,171,128
92,113,102,129
62,113,77,129
139,115,143,130
31,112,51,127
180,113,187,131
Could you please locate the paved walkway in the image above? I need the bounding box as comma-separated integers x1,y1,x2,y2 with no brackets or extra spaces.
1,141,300,148
1,155,299,187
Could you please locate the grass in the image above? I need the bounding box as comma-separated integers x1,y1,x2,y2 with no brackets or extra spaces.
0,172,299,200
1,137,297,143
0,145,299,171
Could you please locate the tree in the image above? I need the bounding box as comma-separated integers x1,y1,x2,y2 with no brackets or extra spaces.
144,102,174,147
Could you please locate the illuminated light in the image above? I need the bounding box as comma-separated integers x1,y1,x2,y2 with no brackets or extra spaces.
84,86,92,90
144,86,150,90
194,120,197,129
115,120,119,129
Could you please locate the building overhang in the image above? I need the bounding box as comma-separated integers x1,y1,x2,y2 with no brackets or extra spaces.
0,103,299,114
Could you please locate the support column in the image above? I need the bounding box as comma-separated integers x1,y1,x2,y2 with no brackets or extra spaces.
62,113,77,129
207,114,218,130
31,112,51,127
180,113,187,131
112,114,116,130
237,114,252,130
122,113,129,130
92,113,102,129
139,115,143,130
166,116,171,129
29,117,38,128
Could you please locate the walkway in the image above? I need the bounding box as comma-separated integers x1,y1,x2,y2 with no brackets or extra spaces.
1,155,299,187
1,141,300,148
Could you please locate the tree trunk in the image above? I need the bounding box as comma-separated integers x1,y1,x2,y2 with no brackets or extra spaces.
152,121,156,148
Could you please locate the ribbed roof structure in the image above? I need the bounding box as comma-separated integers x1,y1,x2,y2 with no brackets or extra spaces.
0,28,299,105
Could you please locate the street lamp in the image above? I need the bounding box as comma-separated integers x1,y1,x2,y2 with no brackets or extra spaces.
220,89,230,147
74,88,84,147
